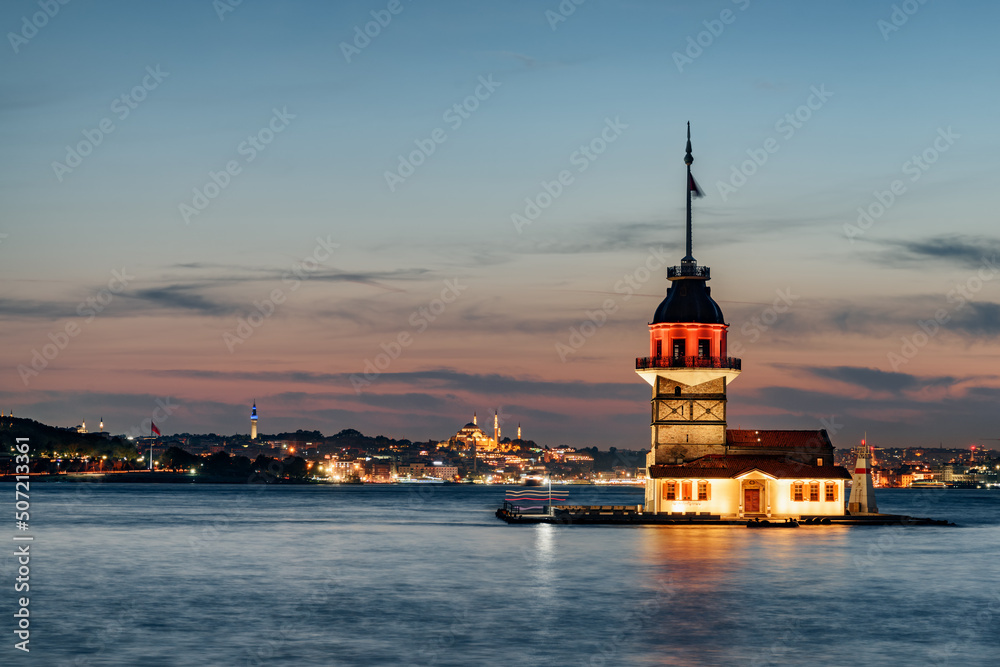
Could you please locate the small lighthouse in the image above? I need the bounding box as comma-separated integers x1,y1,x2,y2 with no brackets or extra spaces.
250,400,258,440
848,440,878,514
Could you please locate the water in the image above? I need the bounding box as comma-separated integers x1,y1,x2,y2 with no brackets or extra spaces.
2,483,997,666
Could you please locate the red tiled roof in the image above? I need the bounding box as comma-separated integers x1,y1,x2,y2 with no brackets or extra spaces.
726,429,832,449
648,454,851,480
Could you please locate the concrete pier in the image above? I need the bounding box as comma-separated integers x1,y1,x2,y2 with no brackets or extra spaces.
495,503,952,526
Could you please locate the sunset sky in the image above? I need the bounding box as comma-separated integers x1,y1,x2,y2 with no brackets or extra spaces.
3,0,1000,449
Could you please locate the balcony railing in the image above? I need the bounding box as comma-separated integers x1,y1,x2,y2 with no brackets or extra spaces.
635,355,741,371
667,265,710,279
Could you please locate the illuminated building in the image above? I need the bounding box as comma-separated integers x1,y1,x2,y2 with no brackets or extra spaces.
449,414,489,450
447,411,516,452
250,400,258,440
638,125,850,518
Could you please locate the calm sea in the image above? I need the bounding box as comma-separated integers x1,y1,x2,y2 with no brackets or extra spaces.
2,483,997,666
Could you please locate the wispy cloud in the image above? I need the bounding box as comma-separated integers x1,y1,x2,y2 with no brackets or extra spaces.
146,367,647,401
877,234,1000,269
793,365,957,394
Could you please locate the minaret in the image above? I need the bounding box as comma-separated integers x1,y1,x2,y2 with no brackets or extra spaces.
517,423,522,440
81,419,87,434
493,411,499,447
473,412,477,426
99,418,104,432
250,401,258,440
636,124,741,479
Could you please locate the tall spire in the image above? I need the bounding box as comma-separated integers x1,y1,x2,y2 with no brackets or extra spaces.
683,121,695,263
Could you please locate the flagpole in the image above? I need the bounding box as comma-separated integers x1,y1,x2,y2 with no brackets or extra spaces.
684,121,694,262
548,475,552,515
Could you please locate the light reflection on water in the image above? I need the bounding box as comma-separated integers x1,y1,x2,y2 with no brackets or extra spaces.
1,484,996,666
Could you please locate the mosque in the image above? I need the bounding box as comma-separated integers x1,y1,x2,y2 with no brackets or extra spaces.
638,125,851,518
448,412,522,452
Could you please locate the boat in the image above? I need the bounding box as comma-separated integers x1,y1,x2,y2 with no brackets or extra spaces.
909,480,948,488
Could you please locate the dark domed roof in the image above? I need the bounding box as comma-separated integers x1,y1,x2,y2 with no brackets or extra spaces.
652,279,725,324
463,422,478,429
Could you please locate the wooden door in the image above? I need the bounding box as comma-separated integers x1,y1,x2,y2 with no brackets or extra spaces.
744,488,760,513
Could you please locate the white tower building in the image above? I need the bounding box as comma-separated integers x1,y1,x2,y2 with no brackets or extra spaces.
848,441,878,514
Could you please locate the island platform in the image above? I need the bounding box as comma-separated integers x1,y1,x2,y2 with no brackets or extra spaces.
494,502,952,526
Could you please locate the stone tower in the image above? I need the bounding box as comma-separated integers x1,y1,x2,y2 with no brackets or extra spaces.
250,400,258,440
635,124,741,469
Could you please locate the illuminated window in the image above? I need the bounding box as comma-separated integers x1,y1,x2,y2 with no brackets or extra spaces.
681,480,692,501
664,481,676,500
698,339,710,357
825,482,837,501
792,481,804,502
697,480,710,500
672,339,686,358
809,481,820,501
655,340,662,358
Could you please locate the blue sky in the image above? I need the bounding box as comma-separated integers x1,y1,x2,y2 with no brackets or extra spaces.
3,0,1000,448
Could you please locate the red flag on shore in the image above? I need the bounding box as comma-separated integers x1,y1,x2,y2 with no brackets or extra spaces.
688,172,705,198
151,422,161,436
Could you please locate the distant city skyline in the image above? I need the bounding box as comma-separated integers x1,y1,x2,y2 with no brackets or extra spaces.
3,0,1000,449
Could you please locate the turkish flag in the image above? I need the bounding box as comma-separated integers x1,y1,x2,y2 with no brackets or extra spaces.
151,422,161,436
689,173,704,198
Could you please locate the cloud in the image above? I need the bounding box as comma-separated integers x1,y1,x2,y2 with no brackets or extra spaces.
146,367,648,402
512,221,676,256
0,265,435,321
795,365,956,394
0,298,79,320
950,302,1000,337
878,234,1000,269
129,284,236,316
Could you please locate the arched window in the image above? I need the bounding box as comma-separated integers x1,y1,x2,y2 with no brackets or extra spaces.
674,386,681,396
681,480,692,501
825,482,838,501
792,481,804,502
809,481,820,501
697,480,710,501
664,481,676,500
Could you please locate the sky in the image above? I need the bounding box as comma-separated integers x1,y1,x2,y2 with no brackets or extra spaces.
2,0,1000,450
